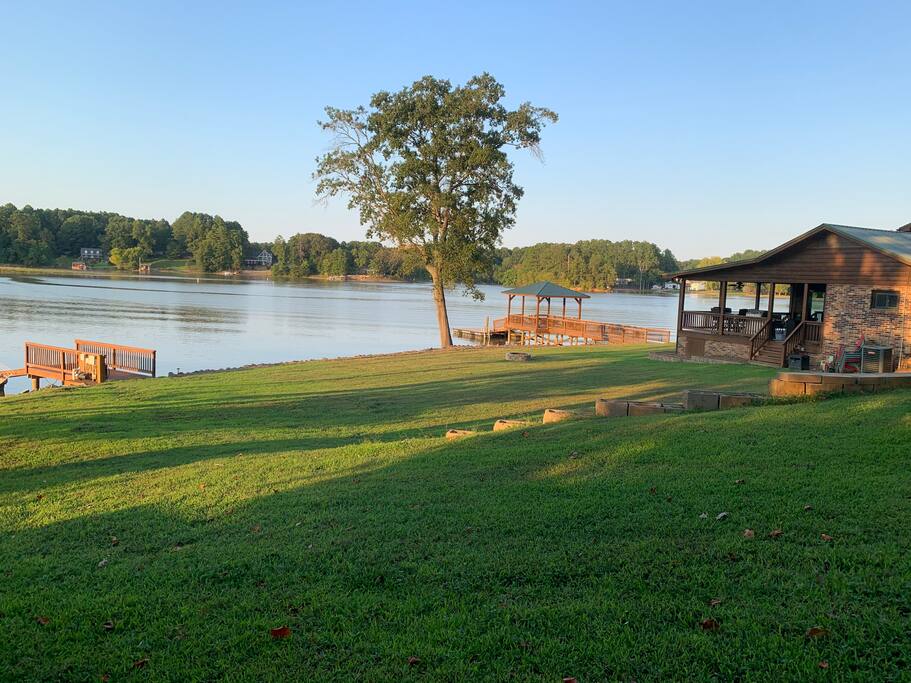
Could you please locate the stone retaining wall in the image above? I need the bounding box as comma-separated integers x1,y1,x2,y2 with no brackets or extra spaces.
769,370,911,397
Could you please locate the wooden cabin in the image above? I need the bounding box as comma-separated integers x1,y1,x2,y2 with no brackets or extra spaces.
671,223,911,370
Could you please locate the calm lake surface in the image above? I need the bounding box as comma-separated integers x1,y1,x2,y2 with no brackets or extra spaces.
0,273,762,394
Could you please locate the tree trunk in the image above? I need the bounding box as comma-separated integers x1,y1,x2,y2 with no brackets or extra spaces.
427,265,453,348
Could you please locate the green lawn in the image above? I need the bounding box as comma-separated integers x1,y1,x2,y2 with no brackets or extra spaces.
1,345,908,681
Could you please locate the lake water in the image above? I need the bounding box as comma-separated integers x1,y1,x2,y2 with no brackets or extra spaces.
0,273,766,394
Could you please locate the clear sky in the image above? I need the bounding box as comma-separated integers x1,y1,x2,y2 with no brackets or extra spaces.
1,1,908,259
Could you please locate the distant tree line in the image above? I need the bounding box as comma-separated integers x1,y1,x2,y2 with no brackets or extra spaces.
0,203,249,272
0,202,761,287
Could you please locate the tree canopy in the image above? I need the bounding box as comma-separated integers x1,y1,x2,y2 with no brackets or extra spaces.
313,73,557,346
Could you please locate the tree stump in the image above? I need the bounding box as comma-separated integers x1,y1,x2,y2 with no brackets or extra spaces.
445,429,475,440
505,351,531,362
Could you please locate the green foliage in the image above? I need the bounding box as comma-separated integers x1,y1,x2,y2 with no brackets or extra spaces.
1,347,906,679
192,218,246,272
495,239,677,291
314,73,557,345
108,246,146,270
0,204,247,273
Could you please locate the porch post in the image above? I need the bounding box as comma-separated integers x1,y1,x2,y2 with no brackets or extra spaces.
521,296,525,316
562,298,566,319
676,278,686,353
507,294,512,320
577,297,583,319
767,283,776,317
800,283,809,322
534,296,541,343
754,283,761,310
718,281,727,335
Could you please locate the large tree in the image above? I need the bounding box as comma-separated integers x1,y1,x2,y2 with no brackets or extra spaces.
314,73,557,347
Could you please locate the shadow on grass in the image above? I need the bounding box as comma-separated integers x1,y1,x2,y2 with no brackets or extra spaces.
2,394,910,681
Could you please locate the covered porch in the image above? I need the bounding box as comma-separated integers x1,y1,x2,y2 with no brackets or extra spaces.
675,278,825,367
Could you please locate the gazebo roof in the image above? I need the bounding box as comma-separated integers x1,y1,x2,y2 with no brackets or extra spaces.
501,281,590,299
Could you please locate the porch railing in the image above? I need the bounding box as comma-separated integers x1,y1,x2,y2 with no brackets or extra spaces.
749,318,775,359
681,311,770,338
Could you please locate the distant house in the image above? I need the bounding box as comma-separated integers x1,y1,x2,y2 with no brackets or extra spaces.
80,247,102,262
243,250,274,269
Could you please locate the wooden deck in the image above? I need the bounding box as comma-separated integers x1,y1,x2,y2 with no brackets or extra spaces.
493,314,671,346
680,310,823,367
12,340,157,390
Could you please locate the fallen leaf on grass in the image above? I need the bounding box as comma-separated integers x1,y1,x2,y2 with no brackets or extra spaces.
700,618,719,631
198,483,206,491
708,598,722,607
35,494,44,501
408,656,421,666
806,626,830,638
110,537,119,546
34,616,49,625
102,620,115,632
270,626,291,639
699,512,708,519
563,678,578,683
250,524,262,534
101,674,111,682
97,559,108,568
569,450,579,459
769,529,783,538
735,479,745,485
132,658,149,669
648,486,657,495
819,661,829,669
716,512,729,521
821,533,834,542
743,529,755,538
804,504,813,511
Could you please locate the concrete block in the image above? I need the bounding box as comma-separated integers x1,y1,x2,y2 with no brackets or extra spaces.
505,352,531,362
683,390,720,411
718,393,755,409
492,419,528,431
628,402,664,416
543,409,575,424
445,429,475,440
661,403,685,413
806,383,837,396
769,379,805,397
778,372,822,384
594,399,628,417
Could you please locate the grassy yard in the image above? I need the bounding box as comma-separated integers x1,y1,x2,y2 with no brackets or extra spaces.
0,346,908,681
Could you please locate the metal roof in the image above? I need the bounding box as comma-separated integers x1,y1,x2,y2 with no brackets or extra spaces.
501,281,590,298
671,223,911,278
824,224,911,266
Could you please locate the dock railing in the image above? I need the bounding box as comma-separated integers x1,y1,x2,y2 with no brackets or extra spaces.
493,314,671,344
24,342,79,383
75,339,157,377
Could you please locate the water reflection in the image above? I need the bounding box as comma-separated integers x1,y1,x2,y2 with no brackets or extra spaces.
0,273,761,395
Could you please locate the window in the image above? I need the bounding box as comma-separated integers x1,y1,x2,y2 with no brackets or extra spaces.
871,290,900,310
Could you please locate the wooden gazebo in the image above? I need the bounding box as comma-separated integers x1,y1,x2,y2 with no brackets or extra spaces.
489,280,671,346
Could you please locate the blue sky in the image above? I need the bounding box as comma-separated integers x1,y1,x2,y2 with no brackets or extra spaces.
1,1,909,259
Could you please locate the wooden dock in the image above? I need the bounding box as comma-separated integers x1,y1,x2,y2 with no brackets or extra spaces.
7,339,157,392
492,314,671,346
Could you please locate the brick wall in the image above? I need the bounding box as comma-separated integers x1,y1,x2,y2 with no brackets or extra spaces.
704,339,751,360
822,284,911,370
